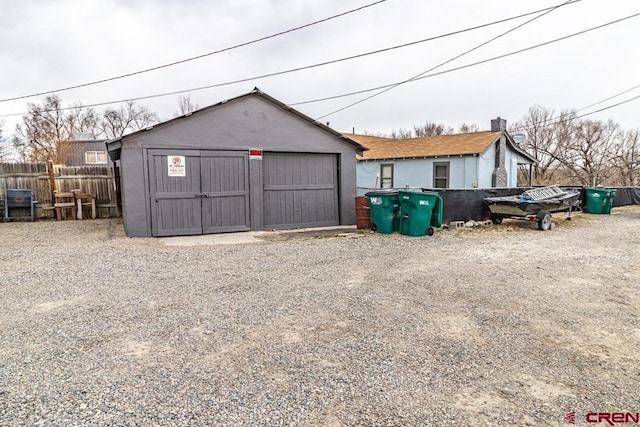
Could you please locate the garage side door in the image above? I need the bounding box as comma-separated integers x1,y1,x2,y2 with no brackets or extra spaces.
149,151,202,237
201,151,250,233
263,152,339,229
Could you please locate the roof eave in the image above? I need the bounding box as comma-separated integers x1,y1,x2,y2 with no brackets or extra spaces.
358,152,480,161
106,139,122,161
504,131,537,164
103,88,368,156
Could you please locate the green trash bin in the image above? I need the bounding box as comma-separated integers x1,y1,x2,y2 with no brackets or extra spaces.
584,187,614,214
366,190,399,233
398,190,442,236
430,192,443,228
603,189,616,214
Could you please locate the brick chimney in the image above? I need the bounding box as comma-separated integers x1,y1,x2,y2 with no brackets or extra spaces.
491,117,506,132
491,117,508,187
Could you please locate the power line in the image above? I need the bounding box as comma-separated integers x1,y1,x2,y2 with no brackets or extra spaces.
577,83,640,112
507,82,640,133
0,0,388,103
3,9,638,122
2,2,605,119
511,93,640,135
291,11,640,106
316,0,577,119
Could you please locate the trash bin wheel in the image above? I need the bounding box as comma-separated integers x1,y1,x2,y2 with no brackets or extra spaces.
491,215,503,225
2,217,11,223
370,223,378,233
426,226,435,236
536,211,552,231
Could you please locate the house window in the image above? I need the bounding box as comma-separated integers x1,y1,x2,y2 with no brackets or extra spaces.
433,162,449,188
85,151,108,164
380,164,394,188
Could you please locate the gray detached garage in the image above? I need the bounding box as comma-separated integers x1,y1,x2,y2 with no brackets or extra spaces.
106,89,365,237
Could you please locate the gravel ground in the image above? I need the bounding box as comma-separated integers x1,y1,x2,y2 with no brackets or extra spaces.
1,207,639,426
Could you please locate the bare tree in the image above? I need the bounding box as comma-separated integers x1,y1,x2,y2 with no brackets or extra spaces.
99,101,159,139
175,95,199,117
413,121,453,137
0,123,10,159
512,106,577,185
390,128,413,139
611,129,640,186
458,123,480,133
555,119,619,186
12,95,100,164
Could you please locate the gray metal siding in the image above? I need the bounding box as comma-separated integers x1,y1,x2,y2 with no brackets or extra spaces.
263,152,339,229
66,140,112,167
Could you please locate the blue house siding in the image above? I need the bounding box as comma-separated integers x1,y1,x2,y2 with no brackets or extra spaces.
353,127,536,192
506,150,531,187
478,143,495,189
357,156,480,194
463,156,478,188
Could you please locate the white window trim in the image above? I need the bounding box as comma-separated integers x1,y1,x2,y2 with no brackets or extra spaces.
85,151,108,165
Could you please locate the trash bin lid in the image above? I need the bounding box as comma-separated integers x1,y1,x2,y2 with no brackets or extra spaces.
365,189,399,196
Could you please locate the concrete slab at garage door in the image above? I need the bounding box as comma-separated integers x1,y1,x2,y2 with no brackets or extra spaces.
149,149,250,237
263,152,339,229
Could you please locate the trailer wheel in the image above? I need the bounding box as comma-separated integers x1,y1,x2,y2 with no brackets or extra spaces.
536,211,552,231
426,226,435,236
491,215,503,225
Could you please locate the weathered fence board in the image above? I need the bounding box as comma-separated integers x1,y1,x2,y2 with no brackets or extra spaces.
1,162,120,220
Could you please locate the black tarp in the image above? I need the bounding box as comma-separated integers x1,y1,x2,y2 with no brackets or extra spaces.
558,186,640,208
611,187,640,206
420,186,640,224
421,187,533,224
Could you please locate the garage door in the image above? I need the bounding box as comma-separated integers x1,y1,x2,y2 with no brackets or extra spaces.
263,152,339,229
148,150,250,236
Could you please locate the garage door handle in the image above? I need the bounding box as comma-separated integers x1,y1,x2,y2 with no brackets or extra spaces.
195,193,209,198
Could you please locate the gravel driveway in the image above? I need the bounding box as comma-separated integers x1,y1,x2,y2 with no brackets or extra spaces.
1,207,639,426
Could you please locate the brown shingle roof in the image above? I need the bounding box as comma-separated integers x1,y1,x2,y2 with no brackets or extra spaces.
343,131,502,160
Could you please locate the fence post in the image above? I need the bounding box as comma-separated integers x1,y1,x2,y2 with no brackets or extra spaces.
47,160,57,219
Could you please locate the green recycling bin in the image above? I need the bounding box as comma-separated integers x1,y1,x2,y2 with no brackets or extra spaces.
398,190,442,236
584,187,615,214
366,190,399,233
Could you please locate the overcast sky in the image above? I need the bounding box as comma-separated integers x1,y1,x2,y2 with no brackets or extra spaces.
1,0,639,139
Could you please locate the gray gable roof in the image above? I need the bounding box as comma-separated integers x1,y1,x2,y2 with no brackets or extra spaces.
107,88,366,161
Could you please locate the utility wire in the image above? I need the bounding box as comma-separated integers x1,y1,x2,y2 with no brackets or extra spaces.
510,93,640,135
316,0,576,119
6,3,622,120
3,10,638,120
291,11,640,107
506,82,640,133
0,2,583,115
577,82,640,112
0,0,388,103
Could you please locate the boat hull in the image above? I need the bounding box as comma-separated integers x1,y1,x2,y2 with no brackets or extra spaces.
485,192,581,217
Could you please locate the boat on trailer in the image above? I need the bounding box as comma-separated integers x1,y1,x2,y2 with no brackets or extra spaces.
484,186,581,231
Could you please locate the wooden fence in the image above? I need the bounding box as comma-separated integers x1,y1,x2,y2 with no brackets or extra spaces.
0,162,120,220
